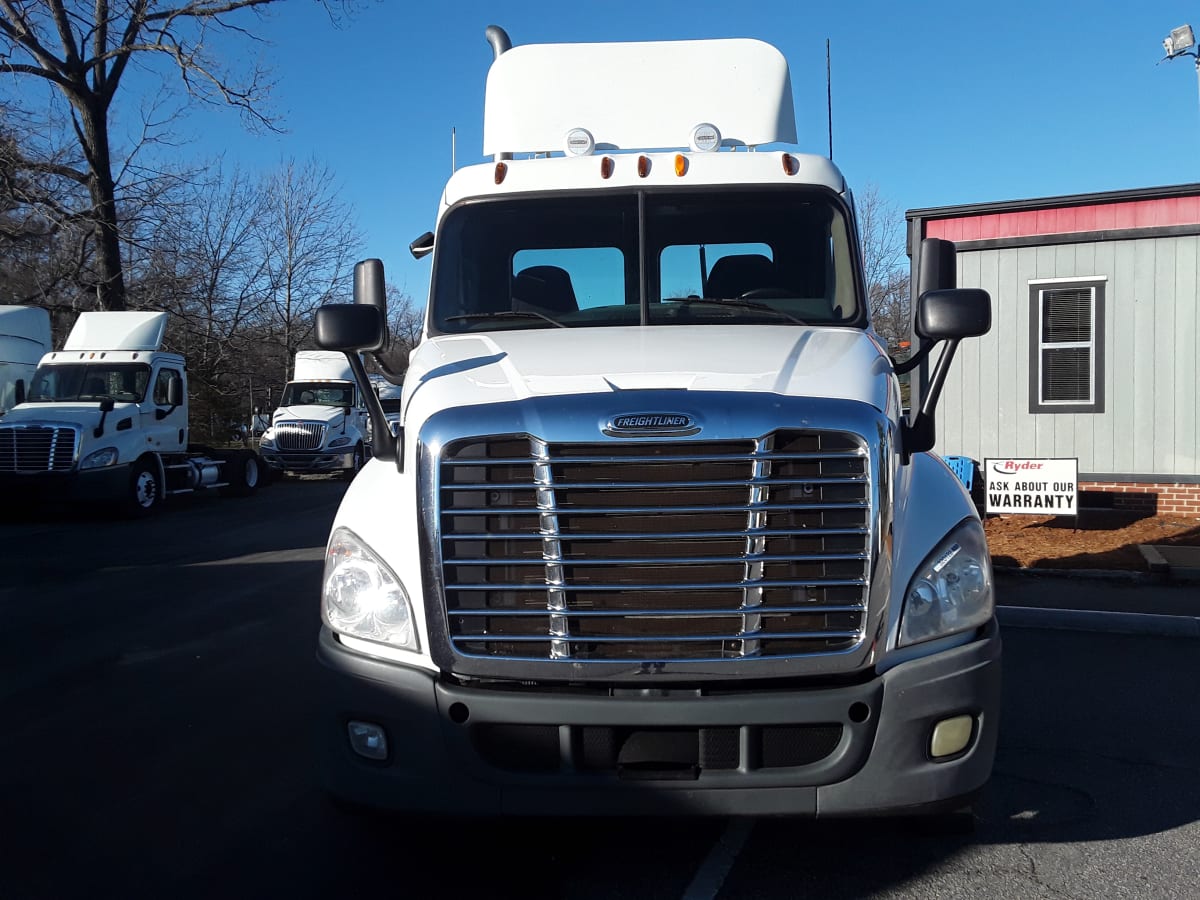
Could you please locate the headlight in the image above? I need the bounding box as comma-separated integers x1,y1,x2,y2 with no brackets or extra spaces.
80,447,119,469
322,527,418,651
259,430,275,448
329,436,351,448
899,519,993,647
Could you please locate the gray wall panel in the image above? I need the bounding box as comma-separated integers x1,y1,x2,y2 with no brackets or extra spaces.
932,233,1200,479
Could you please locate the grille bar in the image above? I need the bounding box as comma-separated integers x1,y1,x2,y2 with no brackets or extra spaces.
447,553,868,566
445,450,866,466
443,503,867,516
439,428,872,665
451,604,866,617
442,476,867,491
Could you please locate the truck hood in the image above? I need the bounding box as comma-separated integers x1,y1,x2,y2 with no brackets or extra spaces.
272,405,351,427
404,326,894,424
0,402,128,431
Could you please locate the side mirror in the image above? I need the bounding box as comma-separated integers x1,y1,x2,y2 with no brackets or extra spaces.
315,304,386,353
915,288,991,341
167,374,183,407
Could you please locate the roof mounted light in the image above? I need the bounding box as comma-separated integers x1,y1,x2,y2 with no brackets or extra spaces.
564,127,596,157
1164,24,1196,57
690,123,722,152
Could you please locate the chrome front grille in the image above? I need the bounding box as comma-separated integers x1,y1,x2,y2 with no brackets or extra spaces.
0,424,79,473
274,421,326,451
438,430,871,664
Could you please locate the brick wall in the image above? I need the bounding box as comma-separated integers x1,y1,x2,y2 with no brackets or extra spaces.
1079,481,1200,516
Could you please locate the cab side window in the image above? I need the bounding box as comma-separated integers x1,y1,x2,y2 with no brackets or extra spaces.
153,368,180,405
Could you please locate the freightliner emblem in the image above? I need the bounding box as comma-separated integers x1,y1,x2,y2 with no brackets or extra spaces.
603,412,701,437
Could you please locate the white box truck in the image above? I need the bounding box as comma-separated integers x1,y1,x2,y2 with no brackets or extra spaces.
0,305,52,417
311,30,999,818
258,350,371,478
0,311,261,515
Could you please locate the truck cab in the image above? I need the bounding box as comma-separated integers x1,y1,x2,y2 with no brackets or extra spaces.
313,32,997,818
259,350,371,477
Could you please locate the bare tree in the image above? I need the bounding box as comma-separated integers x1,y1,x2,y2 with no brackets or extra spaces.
856,183,911,353
0,0,355,311
254,156,362,380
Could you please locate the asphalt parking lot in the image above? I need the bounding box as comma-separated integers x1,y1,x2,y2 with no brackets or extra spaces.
1,479,1198,899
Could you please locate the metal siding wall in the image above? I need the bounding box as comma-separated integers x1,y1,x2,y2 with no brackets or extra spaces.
1175,240,1199,476
1131,241,1157,474
932,234,1200,477
1153,239,1177,473
1110,242,1138,473
1089,242,1118,473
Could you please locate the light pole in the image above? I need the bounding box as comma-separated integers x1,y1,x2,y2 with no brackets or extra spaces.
1162,24,1200,117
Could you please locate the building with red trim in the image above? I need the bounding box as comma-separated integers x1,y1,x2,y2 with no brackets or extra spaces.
907,185,1200,515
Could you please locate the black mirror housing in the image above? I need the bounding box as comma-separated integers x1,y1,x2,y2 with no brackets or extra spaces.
915,288,991,342
316,304,386,353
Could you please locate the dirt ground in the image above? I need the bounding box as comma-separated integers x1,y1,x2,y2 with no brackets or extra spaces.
983,509,1200,571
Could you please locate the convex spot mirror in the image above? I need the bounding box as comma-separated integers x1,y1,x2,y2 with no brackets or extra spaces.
915,288,991,342
315,304,386,353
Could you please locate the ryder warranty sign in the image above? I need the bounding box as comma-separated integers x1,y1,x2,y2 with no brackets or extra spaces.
985,458,1078,516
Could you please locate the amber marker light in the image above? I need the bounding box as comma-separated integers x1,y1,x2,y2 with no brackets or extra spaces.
674,154,688,177
782,154,800,176
637,155,651,178
494,162,508,185
600,156,615,179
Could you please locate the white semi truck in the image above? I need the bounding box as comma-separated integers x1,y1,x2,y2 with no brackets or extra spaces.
0,311,261,515
312,31,999,818
259,350,371,478
0,305,52,417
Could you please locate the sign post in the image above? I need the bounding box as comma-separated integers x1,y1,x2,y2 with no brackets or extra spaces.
984,458,1078,516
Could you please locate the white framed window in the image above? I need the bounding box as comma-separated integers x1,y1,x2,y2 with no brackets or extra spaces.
1028,278,1105,414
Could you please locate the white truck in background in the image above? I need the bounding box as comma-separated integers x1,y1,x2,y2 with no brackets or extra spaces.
0,311,261,515
311,30,998,819
258,350,370,478
0,305,52,417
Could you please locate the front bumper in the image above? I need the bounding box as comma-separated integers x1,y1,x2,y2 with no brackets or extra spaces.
259,447,355,472
0,463,130,504
316,620,1001,817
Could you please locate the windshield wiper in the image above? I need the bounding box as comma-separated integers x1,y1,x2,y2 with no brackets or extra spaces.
446,310,567,329
661,297,808,326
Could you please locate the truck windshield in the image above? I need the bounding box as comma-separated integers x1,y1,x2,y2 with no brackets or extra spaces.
281,381,354,407
27,363,151,403
430,188,860,334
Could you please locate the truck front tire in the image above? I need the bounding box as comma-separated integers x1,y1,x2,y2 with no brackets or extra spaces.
125,459,161,517
343,443,364,480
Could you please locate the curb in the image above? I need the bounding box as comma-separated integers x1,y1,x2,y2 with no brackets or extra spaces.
993,565,1150,583
997,605,1200,639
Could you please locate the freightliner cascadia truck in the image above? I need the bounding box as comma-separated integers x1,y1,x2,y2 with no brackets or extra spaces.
311,30,998,818
0,311,261,515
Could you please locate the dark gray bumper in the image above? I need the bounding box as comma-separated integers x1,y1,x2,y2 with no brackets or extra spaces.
259,448,354,472
316,620,1001,817
0,463,129,503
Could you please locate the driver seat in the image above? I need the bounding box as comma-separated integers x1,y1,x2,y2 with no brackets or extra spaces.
705,254,779,299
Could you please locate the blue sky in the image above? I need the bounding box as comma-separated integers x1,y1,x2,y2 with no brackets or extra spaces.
139,0,1200,305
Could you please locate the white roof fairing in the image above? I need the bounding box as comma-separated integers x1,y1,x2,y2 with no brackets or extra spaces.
483,38,797,156
63,311,168,352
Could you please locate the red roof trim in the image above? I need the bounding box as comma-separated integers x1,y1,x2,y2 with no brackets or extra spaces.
923,196,1200,242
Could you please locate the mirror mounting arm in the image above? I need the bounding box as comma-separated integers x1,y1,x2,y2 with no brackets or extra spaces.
901,338,961,462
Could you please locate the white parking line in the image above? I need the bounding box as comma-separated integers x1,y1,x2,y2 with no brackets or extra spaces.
681,818,754,900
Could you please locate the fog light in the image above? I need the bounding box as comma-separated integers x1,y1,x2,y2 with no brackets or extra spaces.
930,715,974,759
348,720,388,760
